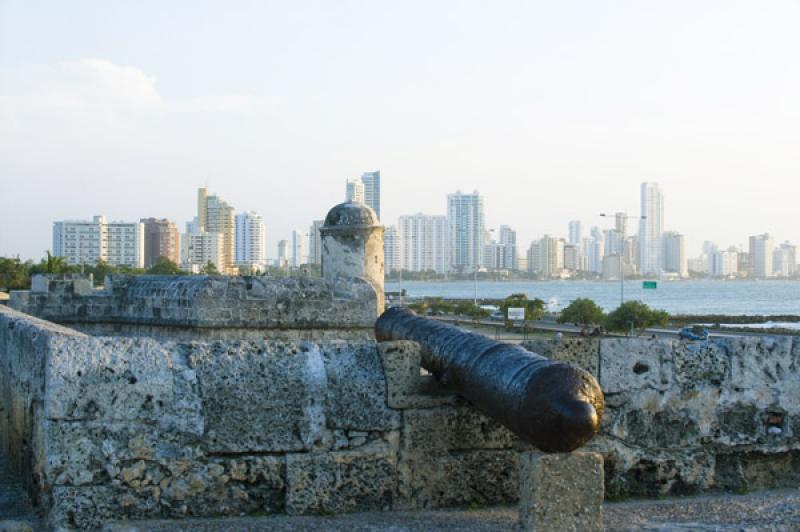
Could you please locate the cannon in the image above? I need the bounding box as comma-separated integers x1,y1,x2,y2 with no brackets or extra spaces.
375,307,604,452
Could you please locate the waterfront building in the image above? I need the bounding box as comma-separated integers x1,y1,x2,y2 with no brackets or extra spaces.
53,215,144,268
527,235,564,278
583,237,604,274
447,190,485,271
384,225,401,274
197,187,236,274
234,212,266,271
563,244,581,272
662,231,688,278
360,171,381,220
603,229,624,257
345,179,365,204
291,230,305,268
308,220,324,265
615,212,628,237
498,225,517,270
568,220,582,246
751,234,774,279
639,182,664,275
141,218,180,268
398,214,449,273
711,249,738,277
773,242,797,278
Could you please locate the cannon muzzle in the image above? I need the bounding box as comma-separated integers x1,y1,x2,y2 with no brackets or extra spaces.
376,307,604,452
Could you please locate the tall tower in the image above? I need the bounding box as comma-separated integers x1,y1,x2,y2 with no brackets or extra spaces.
447,190,485,271
234,212,266,267
568,221,582,246
360,171,381,220
196,187,235,274
638,182,664,276
345,179,365,204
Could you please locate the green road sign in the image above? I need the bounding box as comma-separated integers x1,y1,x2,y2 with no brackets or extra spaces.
643,281,657,290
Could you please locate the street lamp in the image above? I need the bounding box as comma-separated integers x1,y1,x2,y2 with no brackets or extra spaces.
599,213,646,307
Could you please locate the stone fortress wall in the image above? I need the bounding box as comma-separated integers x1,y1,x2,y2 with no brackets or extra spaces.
1,201,799,528
523,336,800,497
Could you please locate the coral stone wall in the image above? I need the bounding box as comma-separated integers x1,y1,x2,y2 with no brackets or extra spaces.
522,336,800,496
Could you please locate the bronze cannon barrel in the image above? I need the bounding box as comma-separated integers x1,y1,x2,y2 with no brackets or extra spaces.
375,307,604,452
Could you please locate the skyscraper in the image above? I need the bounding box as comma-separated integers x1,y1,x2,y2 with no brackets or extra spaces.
308,220,324,265
345,179,365,204
498,225,517,271
398,214,449,273
276,240,290,268
53,216,144,269
638,182,664,276
291,230,305,268
568,221,582,246
360,171,381,220
751,234,774,279
197,187,236,274
141,218,180,268
234,212,266,269
447,190,485,271
662,231,688,278
384,225,401,274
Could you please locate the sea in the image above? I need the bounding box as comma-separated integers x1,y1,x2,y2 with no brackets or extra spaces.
384,280,800,316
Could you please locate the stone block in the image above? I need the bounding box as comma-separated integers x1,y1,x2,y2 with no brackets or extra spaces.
285,444,397,514
672,340,729,388
518,451,603,532
524,338,600,376
322,342,401,430
378,341,460,409
723,336,796,392
188,341,326,453
397,449,519,509
402,406,516,453
599,338,674,394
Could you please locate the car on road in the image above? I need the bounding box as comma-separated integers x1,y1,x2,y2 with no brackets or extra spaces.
679,325,709,341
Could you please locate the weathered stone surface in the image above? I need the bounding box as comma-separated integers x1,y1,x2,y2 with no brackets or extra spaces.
518,451,603,532
322,343,400,431
285,445,396,515
397,450,519,510
188,341,326,453
522,338,600,375
378,341,460,409
600,337,674,394
402,406,516,453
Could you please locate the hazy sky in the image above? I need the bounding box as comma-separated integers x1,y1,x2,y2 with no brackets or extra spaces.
2,0,799,261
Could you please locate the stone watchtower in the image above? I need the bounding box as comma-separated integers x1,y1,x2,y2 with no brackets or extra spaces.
320,201,385,314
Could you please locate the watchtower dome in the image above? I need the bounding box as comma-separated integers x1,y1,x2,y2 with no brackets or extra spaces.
321,201,385,314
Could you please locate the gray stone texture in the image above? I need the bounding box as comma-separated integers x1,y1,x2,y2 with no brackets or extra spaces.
518,451,604,532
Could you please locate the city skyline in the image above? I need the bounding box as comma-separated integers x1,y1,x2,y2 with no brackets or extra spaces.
3,2,800,260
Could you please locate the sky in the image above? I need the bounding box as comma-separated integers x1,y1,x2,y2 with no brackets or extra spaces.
1,0,799,261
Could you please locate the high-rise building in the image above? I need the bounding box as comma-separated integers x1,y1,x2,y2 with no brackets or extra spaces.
308,220,324,265
498,225,517,270
183,232,224,273
276,240,290,268
360,171,381,220
345,179,365,204
563,244,581,272
568,221,582,246
141,218,180,268
291,230,305,268
398,214,449,273
711,249,739,277
603,229,624,257
662,231,688,278
197,187,236,274
53,215,144,268
526,235,564,277
584,237,604,274
639,182,664,275
773,242,797,278
751,234,774,279
614,212,628,237
447,190,485,271
234,212,266,270
384,225,401,274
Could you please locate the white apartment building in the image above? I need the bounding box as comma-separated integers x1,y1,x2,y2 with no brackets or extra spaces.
527,235,564,277
751,233,774,279
291,230,305,268
398,214,449,274
498,225,517,270
773,242,797,277
360,171,381,220
447,191,485,271
639,182,664,275
53,215,144,268
568,220,582,246
182,232,224,273
711,249,739,277
234,212,266,269
276,240,290,268
384,225,401,274
345,179,365,205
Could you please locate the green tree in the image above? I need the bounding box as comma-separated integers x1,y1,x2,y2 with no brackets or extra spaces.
200,261,219,275
558,298,605,328
0,256,32,290
500,293,545,322
147,256,183,275
85,259,119,285
30,251,72,274
427,297,454,315
604,301,669,334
